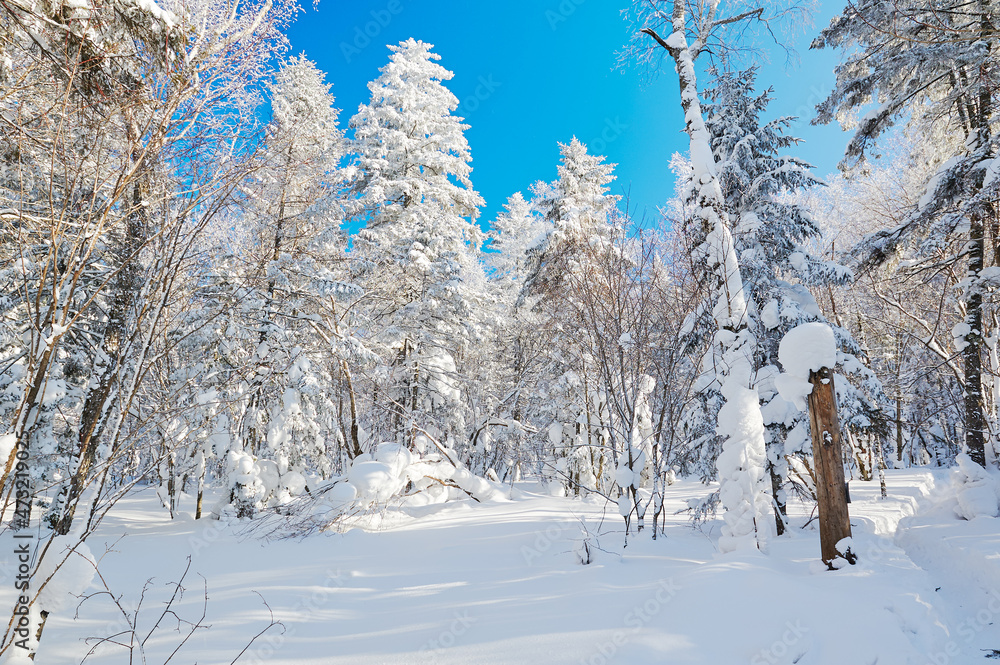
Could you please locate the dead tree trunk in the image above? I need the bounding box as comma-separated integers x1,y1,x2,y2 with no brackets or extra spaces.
807,366,855,567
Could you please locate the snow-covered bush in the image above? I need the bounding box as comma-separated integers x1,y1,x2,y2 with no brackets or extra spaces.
265,437,508,535
953,453,1000,520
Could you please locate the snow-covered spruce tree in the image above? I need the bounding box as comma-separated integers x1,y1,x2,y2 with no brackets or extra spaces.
349,39,487,454
630,1,791,552
523,138,619,296
680,67,888,533
518,138,621,496
489,193,545,301
480,192,548,481
814,0,1000,470
218,54,348,519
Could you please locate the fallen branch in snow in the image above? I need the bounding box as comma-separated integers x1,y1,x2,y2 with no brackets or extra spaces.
410,426,459,467
419,476,481,503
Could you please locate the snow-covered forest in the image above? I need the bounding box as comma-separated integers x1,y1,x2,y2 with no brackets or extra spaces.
1,0,999,663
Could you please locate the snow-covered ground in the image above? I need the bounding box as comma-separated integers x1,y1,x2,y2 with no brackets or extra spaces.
7,469,999,665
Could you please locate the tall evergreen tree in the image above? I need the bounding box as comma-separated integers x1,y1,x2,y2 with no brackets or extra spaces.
523,138,619,298
692,67,888,533
516,139,623,496
349,38,487,450
215,54,348,518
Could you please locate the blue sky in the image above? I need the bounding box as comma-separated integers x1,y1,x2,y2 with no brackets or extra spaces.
286,0,848,227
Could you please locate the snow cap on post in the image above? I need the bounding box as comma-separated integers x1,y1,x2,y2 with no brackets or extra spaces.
774,323,837,411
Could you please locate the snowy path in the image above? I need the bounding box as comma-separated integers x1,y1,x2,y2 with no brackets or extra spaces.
893,473,1000,664
6,470,997,665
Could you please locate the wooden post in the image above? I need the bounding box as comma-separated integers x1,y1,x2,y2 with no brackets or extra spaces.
807,366,856,568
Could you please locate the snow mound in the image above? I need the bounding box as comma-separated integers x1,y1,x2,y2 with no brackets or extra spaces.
775,322,837,410
308,441,508,526
33,537,96,613
614,463,635,489
349,460,401,503
953,453,1000,520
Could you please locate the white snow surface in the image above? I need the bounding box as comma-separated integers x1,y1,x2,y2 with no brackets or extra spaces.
5,470,994,665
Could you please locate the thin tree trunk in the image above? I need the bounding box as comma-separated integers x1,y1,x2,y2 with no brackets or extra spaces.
964,211,987,467
343,361,363,458
54,106,150,536
961,0,994,469
195,462,205,520
768,450,786,536
896,395,904,464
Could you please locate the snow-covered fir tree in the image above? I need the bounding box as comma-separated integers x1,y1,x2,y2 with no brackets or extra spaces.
523,138,618,297
515,139,622,496
489,192,545,304
216,54,348,518
349,38,488,453
680,67,888,533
